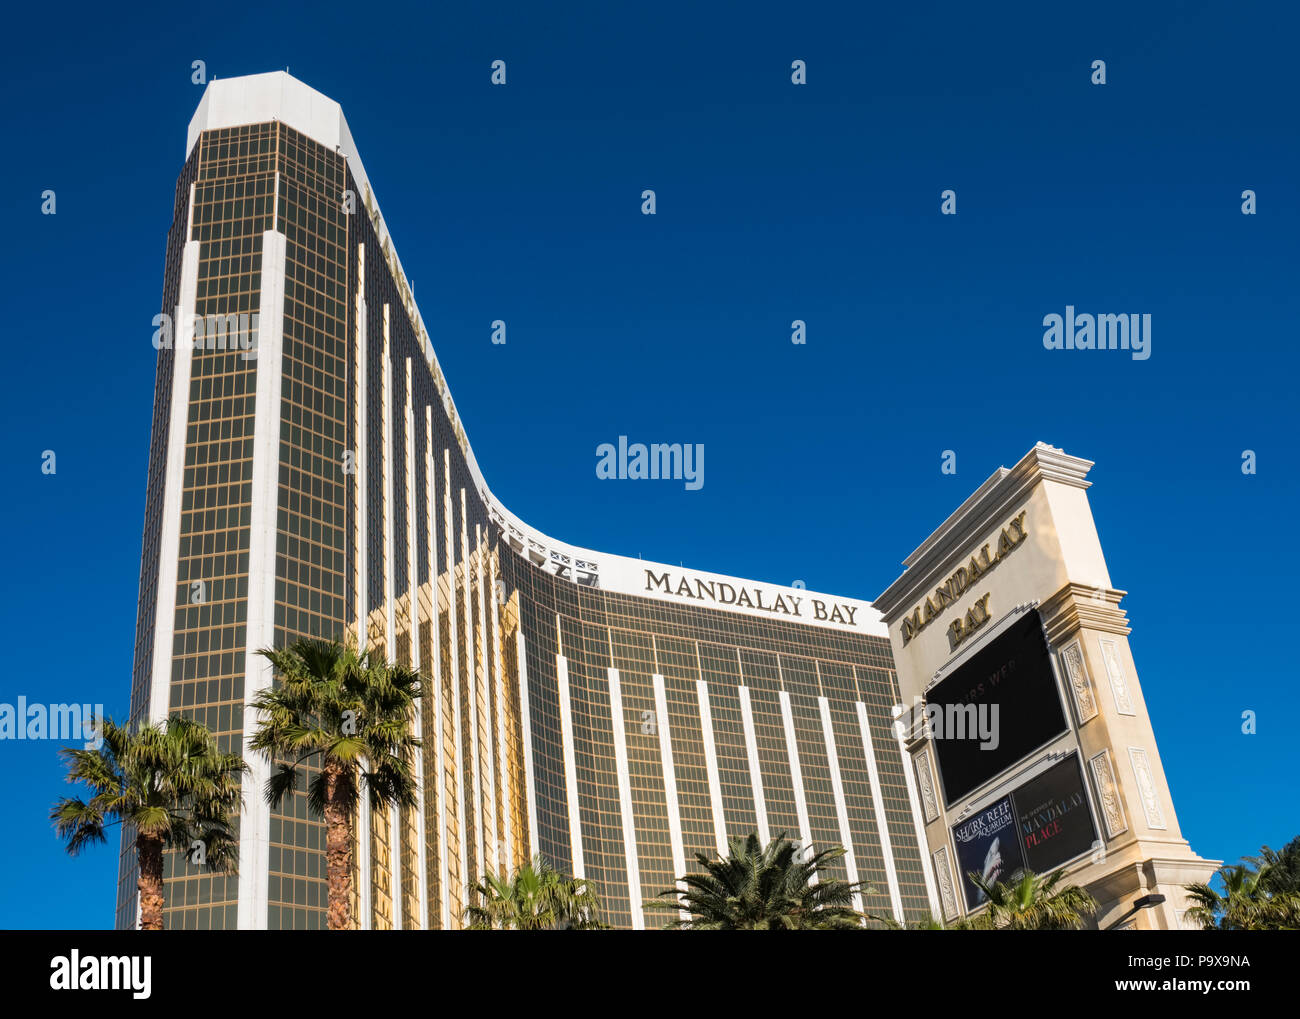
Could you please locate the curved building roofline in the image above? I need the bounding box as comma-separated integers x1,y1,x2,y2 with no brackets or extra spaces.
186,71,885,637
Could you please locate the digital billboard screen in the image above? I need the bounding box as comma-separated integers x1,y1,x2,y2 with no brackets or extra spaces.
927,610,1068,805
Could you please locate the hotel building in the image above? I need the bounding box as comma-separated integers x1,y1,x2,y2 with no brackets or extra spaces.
117,72,1215,930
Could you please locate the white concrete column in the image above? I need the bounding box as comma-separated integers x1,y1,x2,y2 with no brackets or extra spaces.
352,244,371,931
236,224,286,930
353,243,367,649
380,306,395,653
358,787,372,930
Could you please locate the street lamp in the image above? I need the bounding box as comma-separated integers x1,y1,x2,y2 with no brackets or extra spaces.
1106,893,1167,930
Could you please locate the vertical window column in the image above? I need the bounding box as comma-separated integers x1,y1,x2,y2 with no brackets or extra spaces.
556,648,585,878
461,492,479,888
489,551,512,874
607,666,644,928
694,671,729,858
855,700,904,924
424,407,449,929
818,695,864,914
380,307,400,930
777,687,815,873
895,721,941,919
444,451,467,916
652,671,687,917
736,681,771,846
236,223,286,930
474,526,497,877
516,629,540,860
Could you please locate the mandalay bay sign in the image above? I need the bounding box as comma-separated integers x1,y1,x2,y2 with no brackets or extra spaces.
899,511,1029,647
643,569,863,626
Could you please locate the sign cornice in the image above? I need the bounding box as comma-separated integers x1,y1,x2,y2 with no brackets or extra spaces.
875,443,1093,619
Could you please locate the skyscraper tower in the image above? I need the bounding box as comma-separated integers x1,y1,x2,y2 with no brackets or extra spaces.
119,72,934,930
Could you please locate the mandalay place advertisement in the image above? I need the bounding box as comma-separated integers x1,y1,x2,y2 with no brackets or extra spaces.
952,755,1099,911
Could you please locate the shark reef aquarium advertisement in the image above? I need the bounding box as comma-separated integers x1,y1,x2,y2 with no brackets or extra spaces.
951,755,1098,910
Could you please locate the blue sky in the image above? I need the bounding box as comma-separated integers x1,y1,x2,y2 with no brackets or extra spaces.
1,1,1295,927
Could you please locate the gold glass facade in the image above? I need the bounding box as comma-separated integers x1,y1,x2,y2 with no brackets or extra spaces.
499,572,935,927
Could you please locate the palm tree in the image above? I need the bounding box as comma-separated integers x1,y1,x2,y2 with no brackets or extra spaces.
249,638,421,931
646,832,867,929
466,857,605,929
52,716,247,930
964,868,1097,930
1252,836,1300,897
1185,860,1300,930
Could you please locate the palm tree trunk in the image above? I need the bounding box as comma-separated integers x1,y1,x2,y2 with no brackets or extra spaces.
323,762,354,930
136,833,165,931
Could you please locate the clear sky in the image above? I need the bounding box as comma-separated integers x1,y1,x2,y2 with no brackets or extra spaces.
1,1,1295,928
